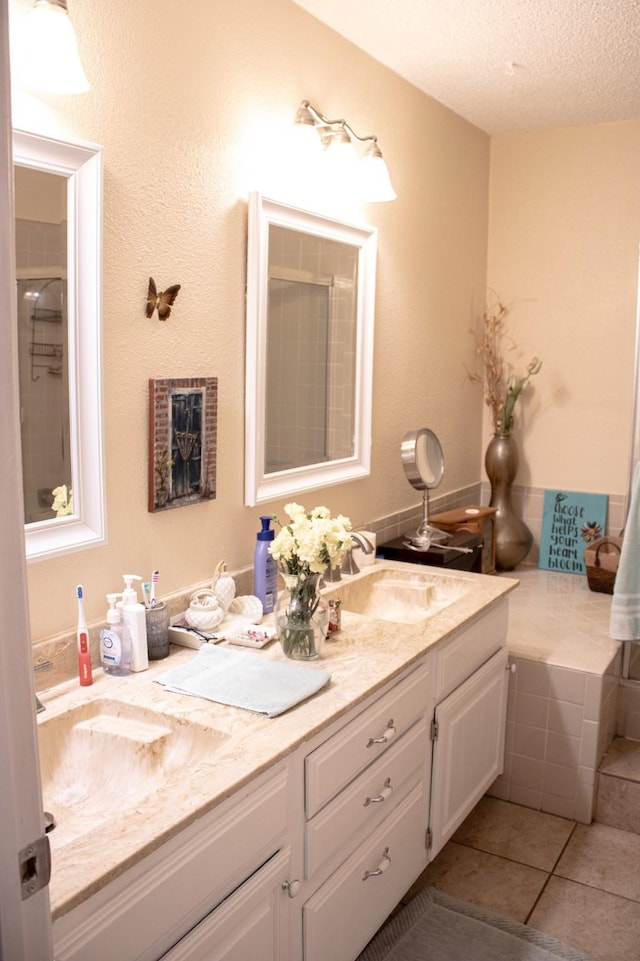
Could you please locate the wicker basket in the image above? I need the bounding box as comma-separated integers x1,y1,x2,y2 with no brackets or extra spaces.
584,537,623,594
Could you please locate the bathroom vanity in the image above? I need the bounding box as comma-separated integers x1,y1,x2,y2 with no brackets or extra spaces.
45,562,516,961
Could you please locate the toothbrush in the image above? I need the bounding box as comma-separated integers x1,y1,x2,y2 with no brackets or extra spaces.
150,570,159,608
76,585,93,687
142,581,151,609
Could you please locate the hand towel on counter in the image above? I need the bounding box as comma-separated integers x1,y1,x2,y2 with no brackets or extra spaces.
154,644,331,717
611,460,640,641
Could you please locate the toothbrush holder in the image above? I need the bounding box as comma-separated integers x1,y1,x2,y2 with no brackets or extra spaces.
146,602,170,660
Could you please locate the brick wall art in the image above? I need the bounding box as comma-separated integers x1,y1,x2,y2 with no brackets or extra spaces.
148,377,218,512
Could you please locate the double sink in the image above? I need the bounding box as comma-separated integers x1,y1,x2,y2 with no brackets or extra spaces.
38,564,472,852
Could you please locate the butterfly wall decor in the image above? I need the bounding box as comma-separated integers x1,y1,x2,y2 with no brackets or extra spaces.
145,277,181,321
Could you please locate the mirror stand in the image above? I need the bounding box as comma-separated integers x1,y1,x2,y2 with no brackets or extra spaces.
414,487,447,548
401,428,448,550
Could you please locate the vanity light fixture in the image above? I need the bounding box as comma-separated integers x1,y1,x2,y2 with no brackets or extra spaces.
293,100,397,203
16,0,90,95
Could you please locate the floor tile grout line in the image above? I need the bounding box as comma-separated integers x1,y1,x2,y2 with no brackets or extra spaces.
524,821,578,925
550,873,640,907
453,832,575,877
550,821,578,875
599,770,640,786
524,871,553,926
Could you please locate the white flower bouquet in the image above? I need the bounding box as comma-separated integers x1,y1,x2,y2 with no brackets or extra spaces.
269,503,353,658
51,484,73,517
269,502,353,576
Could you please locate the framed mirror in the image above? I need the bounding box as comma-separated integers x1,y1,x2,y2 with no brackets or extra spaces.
13,129,105,561
245,193,377,506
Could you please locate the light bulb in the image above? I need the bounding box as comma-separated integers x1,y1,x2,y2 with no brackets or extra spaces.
15,0,90,95
359,141,397,202
323,126,358,187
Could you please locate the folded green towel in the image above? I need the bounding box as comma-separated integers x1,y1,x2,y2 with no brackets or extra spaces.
154,644,331,717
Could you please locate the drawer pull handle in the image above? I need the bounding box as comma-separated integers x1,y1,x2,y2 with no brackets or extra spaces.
362,847,391,881
366,719,396,748
363,778,393,806
281,878,301,899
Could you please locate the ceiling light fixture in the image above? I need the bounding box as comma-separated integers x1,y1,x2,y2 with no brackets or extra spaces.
293,100,397,203
15,0,90,95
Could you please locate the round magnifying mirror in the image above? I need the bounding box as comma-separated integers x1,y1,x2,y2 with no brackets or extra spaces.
401,428,446,549
401,428,445,491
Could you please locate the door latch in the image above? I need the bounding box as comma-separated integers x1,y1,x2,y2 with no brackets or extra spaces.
19,834,51,900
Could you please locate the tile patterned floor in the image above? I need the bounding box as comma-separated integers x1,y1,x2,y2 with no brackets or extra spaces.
395,797,640,961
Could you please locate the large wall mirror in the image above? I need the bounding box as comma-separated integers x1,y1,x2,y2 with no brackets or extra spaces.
245,193,377,506
13,129,105,561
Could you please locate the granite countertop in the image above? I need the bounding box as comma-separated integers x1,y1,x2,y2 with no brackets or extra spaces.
506,564,621,672
40,560,517,921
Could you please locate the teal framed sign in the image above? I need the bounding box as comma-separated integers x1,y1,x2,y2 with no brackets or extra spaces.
539,490,608,574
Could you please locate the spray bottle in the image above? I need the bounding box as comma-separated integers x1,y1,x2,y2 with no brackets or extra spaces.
119,575,149,672
100,594,132,676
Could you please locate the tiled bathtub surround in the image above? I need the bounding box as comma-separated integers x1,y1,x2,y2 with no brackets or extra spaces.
490,566,622,823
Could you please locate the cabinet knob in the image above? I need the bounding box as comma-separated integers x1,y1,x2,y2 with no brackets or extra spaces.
366,719,396,748
282,878,301,898
507,662,517,674
362,847,391,881
363,777,393,806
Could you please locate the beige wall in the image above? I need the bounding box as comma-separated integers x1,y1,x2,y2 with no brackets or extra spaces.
9,0,489,641
487,121,640,494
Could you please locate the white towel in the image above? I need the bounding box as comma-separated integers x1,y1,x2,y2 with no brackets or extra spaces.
154,644,331,717
610,460,640,640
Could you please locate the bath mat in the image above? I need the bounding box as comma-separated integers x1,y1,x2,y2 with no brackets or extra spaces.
154,643,331,716
356,887,596,961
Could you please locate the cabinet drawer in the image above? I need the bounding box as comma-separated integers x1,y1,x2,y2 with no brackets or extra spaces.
303,784,427,961
434,599,507,701
306,718,427,878
53,767,289,961
305,662,432,817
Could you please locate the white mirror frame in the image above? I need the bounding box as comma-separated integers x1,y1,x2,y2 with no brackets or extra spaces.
13,129,105,561
245,193,377,506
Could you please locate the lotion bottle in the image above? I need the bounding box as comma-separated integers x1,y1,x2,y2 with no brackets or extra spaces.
254,515,277,613
120,574,149,672
100,594,132,676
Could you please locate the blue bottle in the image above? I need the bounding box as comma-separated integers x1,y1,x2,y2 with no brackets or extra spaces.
254,516,277,613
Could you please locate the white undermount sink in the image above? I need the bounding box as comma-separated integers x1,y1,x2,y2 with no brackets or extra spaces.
38,697,228,845
324,566,469,624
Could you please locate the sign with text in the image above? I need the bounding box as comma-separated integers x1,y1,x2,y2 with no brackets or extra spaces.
539,490,608,575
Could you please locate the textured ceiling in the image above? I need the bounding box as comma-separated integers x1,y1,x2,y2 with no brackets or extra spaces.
291,0,640,133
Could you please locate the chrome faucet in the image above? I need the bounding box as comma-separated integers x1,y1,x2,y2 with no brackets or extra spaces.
33,660,53,713
341,532,375,575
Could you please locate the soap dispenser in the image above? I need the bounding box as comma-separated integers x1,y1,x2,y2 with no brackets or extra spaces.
120,574,149,672
100,594,132,676
254,515,277,614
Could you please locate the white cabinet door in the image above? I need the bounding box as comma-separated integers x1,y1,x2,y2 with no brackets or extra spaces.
429,647,508,859
160,848,292,961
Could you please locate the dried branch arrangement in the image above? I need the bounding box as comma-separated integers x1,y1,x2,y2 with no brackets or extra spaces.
470,292,542,435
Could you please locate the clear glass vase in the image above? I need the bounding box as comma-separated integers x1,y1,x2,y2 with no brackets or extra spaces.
275,571,329,660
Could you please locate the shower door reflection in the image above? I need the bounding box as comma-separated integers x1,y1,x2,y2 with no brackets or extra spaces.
16,273,71,523
266,273,331,472
265,224,358,476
